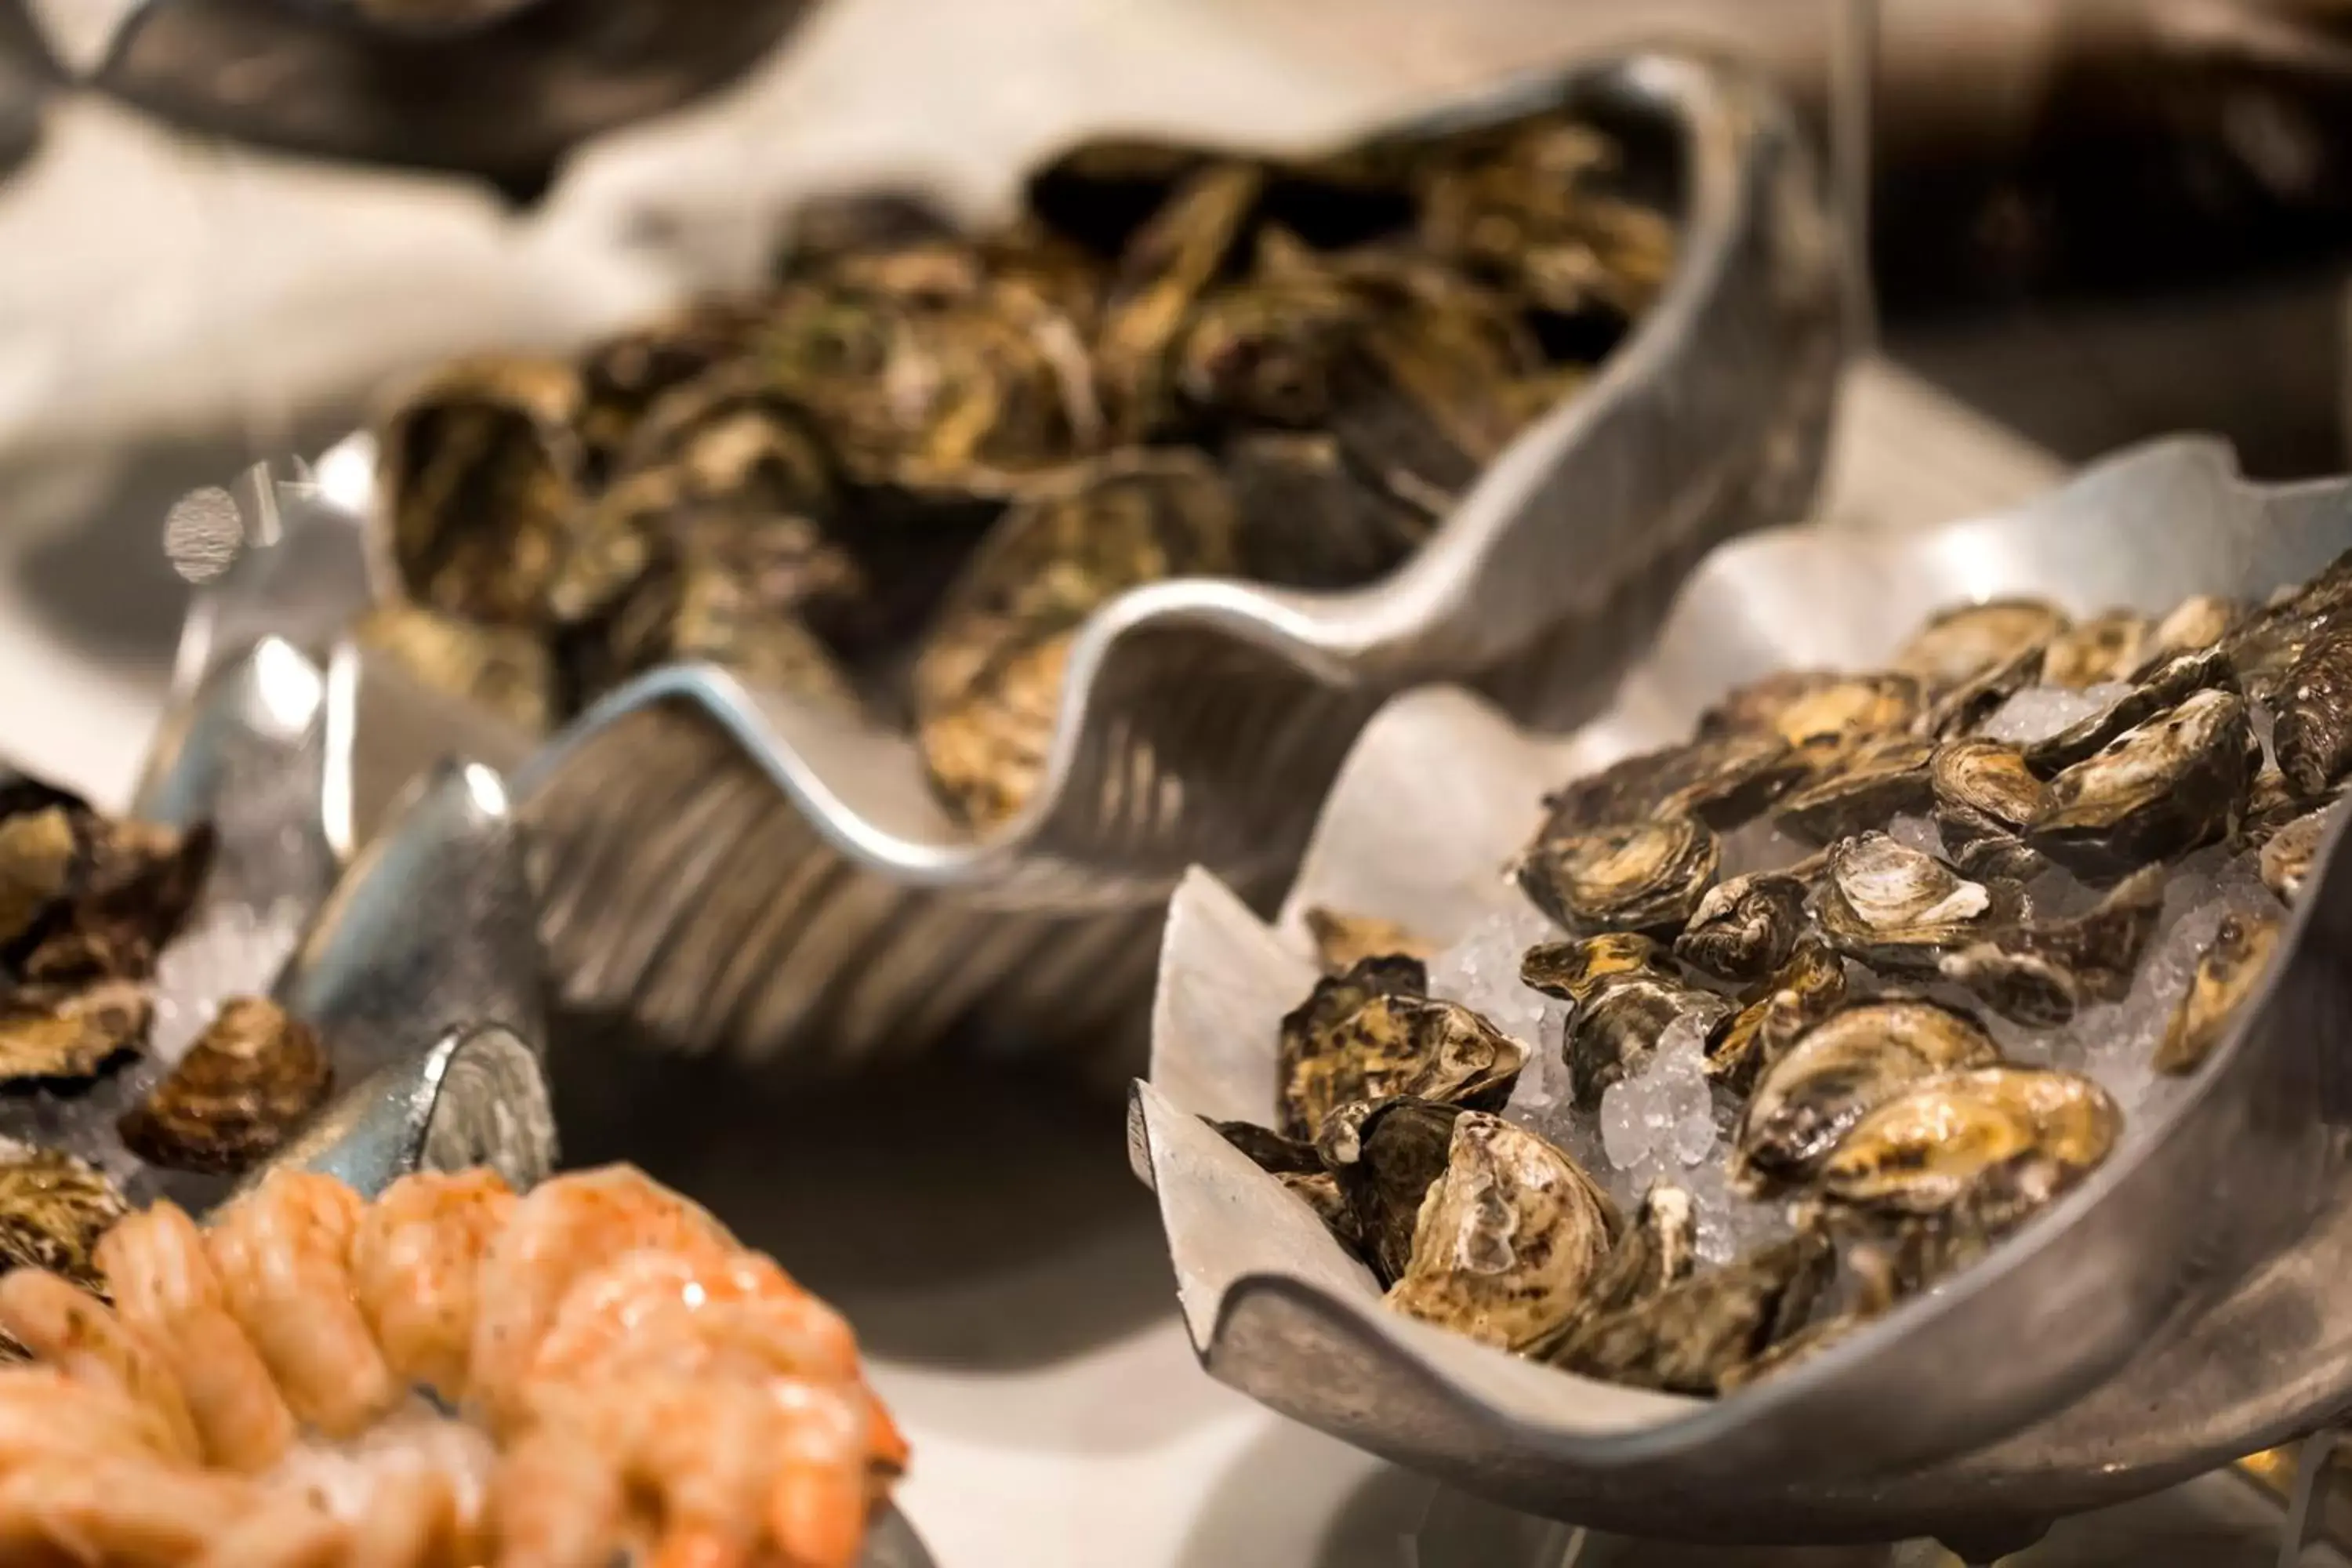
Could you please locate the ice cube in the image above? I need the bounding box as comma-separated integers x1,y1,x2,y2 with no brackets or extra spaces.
1886,813,1946,858
1979,682,2132,746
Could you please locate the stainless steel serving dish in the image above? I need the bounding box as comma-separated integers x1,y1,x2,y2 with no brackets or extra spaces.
1130,437,2352,1552
200,49,1841,1072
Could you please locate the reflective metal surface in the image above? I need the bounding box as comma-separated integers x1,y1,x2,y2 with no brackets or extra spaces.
198,52,1841,1068
1133,438,2352,1544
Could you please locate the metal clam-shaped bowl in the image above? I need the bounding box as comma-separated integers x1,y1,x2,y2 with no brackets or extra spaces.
209,48,1839,1070
130,616,936,1568
1130,437,2352,1549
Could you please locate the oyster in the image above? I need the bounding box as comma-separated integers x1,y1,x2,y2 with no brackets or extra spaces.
1535,733,1805,838
1920,638,2051,739
1813,833,2018,978
1,779,210,988
376,355,589,626
1092,160,1265,440
0,1144,126,1290
0,979,149,1083
913,450,1240,826
2239,767,2314,851
2041,609,2152,690
1930,739,2050,882
2259,805,2334,903
1542,1231,1834,1396
1277,978,1525,1145
353,603,558,735
1731,996,2002,1195
2022,644,2233,776
1939,866,2166,1027
1701,671,1922,750
2029,686,2261,881
1519,1181,1697,1361
2154,913,2284,1076
1673,872,1809,982
118,996,333,1175
1519,932,1666,1003
1771,736,1936,844
1222,432,1433,591
2143,594,2245,666
1559,969,1733,1109
572,297,769,480
1274,953,1428,1140
1704,935,1846,1094
0,790,80,959
1814,1066,2120,1232
1211,1119,1359,1245
1303,906,1436,974
1322,1097,1467,1287
2270,623,2352,800
1385,1112,1620,1351
1516,815,1719,938
1890,598,2066,691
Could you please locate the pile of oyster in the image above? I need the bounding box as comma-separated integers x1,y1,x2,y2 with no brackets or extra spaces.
0,770,332,1293
365,108,1673,826
1214,569,2352,1396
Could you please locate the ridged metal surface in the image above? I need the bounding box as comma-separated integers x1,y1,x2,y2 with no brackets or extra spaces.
1134,438,2352,1545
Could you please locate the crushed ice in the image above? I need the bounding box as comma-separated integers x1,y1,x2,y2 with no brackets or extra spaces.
1979,681,2134,745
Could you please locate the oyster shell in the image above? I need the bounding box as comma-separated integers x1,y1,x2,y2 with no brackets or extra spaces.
1323,1096,1467,1287
1930,739,2050,882
1814,1066,2120,1232
1919,638,2050,739
1279,987,1525,1146
31,816,213,988
2154,912,2283,1076
1516,816,1719,938
1890,599,2067,691
1731,996,2002,1195
1518,933,1667,1004
1303,906,1436,974
2143,594,2245,667
1771,736,1936,844
1275,953,1428,1141
572,297,770,481
1519,1181,1697,1361
2270,623,2352,800
0,1145,126,1290
118,996,334,1176
2238,767,2315,851
376,354,589,626
1542,1230,1834,1396
0,979,148,1083
1559,970,1733,1110
1813,833,2019,977
1385,1112,1620,1351
1701,671,1923,750
2022,644,2234,776
2029,686,2261,881
913,450,1240,826
1222,432,1433,590
0,791,81,960
353,603,558,735
1704,935,1847,1094
1535,733,1805,838
1938,866,2167,1027
2258,804,2334,903
1093,160,1265,440
1673,871,1809,982
2041,609,2152,690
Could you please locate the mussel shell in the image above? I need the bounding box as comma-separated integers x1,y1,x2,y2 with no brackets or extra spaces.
2271,623,2352,801
1517,816,1719,939
1519,933,1666,1005
2258,804,2336,903
1564,971,1733,1110
1813,1066,2120,1232
1323,1096,1468,1287
1302,906,1436,975
1704,935,1846,1094
0,979,148,1083
1385,1112,1621,1351
1542,1231,1835,1396
2154,912,2285,1076
354,603,558,736
1700,671,1923,750
1731,996,2002,1194
0,1144,127,1290
2023,644,2234,777
1938,865,2166,1027
1673,872,1809,982
1891,598,2067,692
2041,610,2153,690
1771,736,1936,844
1813,833,2019,978
1536,733,1806,839
2030,686,2262,882
1275,953,1429,1141
118,996,333,1175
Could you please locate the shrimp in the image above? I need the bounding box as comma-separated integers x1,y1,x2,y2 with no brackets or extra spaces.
760,1377,877,1568
188,1490,348,1568
0,1269,201,1461
0,1454,263,1565
339,1461,460,1568
349,1168,516,1406
0,1366,182,1472
489,1423,627,1568
207,1168,397,1438
95,1200,296,1472
526,1247,860,1392
467,1167,735,1423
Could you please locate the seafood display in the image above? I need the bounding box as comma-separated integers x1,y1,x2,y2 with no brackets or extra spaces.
1214,569,2347,1396
0,768,327,1228
368,108,1675,826
0,1163,905,1566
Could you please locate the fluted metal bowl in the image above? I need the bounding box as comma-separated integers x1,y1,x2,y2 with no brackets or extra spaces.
1130,437,2352,1550
189,49,1840,1073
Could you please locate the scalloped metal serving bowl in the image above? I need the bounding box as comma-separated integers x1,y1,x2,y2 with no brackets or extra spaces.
1129,438,2352,1548
217,48,1841,1071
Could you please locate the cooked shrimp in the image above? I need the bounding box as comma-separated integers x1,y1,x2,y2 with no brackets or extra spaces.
350,1168,516,1405
0,1454,262,1565
490,1423,628,1568
95,1200,296,1471
0,1366,182,1471
208,1168,397,1438
188,1490,348,1568
0,1269,201,1461
339,1461,459,1568
526,1247,859,1392
760,1377,876,1568
468,1167,735,1422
